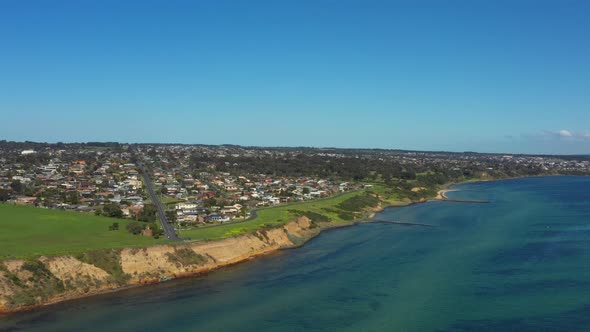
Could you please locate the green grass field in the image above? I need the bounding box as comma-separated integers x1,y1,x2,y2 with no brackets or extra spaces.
0,184,412,259
179,187,403,242
0,204,166,259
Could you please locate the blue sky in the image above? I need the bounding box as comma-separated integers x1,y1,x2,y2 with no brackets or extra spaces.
1,0,589,154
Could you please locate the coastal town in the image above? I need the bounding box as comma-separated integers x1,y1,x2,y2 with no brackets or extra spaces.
0,142,363,233
2,1,589,328
1,141,590,234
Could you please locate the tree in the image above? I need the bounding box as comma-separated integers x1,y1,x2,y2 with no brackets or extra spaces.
0,189,10,202
204,197,217,208
137,204,158,222
24,187,35,197
239,207,249,218
152,228,164,239
401,169,416,180
108,222,120,231
67,191,80,205
126,221,144,235
149,222,164,239
166,210,177,222
102,203,123,218
10,180,24,195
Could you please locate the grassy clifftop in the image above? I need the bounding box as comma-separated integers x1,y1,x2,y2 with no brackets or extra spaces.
0,204,166,259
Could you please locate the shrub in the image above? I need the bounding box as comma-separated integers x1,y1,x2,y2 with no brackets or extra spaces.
337,193,380,211
8,260,66,307
165,248,207,267
76,249,129,285
126,221,144,235
0,264,23,287
288,210,331,222
22,260,53,279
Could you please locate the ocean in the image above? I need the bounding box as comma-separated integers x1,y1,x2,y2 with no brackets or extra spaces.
2,176,590,331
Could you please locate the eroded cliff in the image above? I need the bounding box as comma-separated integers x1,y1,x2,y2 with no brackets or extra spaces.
0,216,318,313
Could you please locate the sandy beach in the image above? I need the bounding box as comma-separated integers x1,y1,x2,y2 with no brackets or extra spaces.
435,189,458,200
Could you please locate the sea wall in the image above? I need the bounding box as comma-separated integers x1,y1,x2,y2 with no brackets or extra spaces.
0,216,319,313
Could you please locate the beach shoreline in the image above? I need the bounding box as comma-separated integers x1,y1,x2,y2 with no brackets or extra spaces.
0,213,381,314
435,188,459,200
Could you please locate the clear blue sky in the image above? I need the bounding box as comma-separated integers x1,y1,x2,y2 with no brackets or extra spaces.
1,1,589,154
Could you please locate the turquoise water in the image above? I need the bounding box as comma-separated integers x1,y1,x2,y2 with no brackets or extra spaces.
2,176,590,331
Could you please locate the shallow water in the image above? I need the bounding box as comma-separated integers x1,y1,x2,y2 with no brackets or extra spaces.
2,176,590,331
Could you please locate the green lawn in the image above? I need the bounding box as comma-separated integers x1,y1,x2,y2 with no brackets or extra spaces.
179,188,403,242
0,204,166,259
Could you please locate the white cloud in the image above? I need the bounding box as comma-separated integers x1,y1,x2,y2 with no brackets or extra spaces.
509,130,590,154
544,129,590,141
535,129,590,141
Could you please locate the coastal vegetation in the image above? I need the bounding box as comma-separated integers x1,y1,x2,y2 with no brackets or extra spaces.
74,249,130,285
2,260,65,307
288,210,331,223
165,248,207,267
337,192,381,212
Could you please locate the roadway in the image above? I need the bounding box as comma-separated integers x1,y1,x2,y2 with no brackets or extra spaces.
135,156,181,241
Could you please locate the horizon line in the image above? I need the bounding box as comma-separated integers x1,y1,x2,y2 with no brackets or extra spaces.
2,139,589,158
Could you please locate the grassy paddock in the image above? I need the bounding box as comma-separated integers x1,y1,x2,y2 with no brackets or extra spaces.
0,204,165,259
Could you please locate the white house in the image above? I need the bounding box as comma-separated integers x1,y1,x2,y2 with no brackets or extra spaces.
176,203,198,210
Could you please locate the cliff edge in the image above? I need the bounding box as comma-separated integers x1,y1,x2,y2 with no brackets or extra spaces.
0,216,318,313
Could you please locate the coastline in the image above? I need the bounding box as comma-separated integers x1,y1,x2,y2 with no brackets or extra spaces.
432,175,571,201
0,214,374,314
1,196,399,315
434,188,458,200
1,175,573,314
0,196,402,315
0,178,490,314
